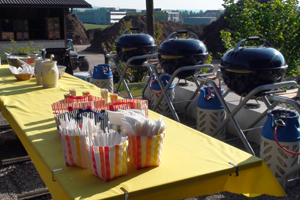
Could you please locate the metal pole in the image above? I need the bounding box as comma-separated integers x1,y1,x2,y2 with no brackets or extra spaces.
198,78,255,155
183,76,204,119
105,54,133,99
212,81,297,135
152,65,214,111
114,54,158,99
143,62,180,121
146,0,155,37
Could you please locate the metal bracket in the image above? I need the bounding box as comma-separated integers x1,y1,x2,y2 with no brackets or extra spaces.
228,162,239,177
52,168,64,182
120,187,129,200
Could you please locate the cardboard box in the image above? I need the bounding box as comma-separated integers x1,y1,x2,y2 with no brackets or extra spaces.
15,31,23,40
54,31,60,39
1,32,14,40
24,32,29,40
46,31,54,39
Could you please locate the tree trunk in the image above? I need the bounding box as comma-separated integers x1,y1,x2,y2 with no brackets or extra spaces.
146,0,154,37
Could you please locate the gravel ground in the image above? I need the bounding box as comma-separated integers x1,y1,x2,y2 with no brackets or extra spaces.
1,110,300,200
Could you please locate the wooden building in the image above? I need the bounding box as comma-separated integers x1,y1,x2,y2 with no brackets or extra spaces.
0,0,92,51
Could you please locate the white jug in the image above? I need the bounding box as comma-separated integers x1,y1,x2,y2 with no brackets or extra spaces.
34,58,49,85
42,60,58,88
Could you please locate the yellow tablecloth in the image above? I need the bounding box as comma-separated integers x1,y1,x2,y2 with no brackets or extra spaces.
0,65,285,200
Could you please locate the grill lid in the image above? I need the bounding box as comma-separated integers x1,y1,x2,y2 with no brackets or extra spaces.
158,30,207,56
115,27,156,48
220,37,287,70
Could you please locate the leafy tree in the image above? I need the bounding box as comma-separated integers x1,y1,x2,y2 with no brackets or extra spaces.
221,0,300,76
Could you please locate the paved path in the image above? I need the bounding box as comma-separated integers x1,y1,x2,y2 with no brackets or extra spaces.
72,44,105,73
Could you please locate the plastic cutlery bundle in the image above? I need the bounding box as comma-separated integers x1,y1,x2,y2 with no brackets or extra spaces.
121,114,166,136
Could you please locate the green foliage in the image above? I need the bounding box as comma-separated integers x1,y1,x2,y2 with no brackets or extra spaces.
200,52,213,74
83,23,109,30
1,40,43,64
154,22,163,46
221,0,300,76
3,40,43,55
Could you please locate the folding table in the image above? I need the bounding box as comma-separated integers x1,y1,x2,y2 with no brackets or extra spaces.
0,64,285,199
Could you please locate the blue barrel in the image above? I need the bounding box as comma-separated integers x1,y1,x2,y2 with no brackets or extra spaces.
92,64,113,92
92,64,113,79
260,110,300,186
261,110,300,142
197,87,224,109
150,74,174,92
150,74,175,116
196,87,226,140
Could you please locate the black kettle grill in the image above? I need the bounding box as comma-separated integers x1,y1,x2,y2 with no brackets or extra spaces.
219,36,288,96
158,30,208,79
115,27,157,66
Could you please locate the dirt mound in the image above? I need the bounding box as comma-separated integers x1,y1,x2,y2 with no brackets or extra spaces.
86,15,207,53
66,14,89,45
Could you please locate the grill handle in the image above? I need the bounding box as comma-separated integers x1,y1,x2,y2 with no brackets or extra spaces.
246,36,260,41
166,30,198,41
176,30,188,34
234,36,272,52
121,27,140,36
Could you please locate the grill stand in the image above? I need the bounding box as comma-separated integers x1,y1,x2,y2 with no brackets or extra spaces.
143,62,214,122
106,54,158,100
106,53,214,122
198,80,298,156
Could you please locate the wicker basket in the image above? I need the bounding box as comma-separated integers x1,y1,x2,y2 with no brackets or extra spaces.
13,73,33,81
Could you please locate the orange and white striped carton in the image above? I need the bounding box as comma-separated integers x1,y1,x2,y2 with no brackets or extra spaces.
106,99,148,117
52,95,106,127
128,131,166,169
121,115,167,169
59,116,101,169
86,130,128,182
60,128,89,169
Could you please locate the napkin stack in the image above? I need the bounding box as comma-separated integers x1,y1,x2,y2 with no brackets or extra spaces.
9,65,34,75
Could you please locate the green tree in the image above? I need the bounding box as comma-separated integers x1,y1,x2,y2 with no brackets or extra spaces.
221,0,300,76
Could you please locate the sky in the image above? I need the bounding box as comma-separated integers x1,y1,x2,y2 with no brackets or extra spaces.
84,0,224,11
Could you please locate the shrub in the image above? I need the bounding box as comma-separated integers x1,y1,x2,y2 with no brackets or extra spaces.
221,0,300,76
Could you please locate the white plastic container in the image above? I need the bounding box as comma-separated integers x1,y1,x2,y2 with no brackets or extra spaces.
34,58,49,85
42,60,58,88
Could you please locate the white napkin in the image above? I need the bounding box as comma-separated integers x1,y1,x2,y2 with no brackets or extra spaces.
9,65,34,74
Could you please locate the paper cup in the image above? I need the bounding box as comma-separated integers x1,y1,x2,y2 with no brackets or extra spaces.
64,93,72,99
101,88,108,103
128,132,166,169
82,91,90,96
69,89,77,96
110,93,118,103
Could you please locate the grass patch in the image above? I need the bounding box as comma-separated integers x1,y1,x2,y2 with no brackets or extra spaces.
83,23,109,30
114,82,145,98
